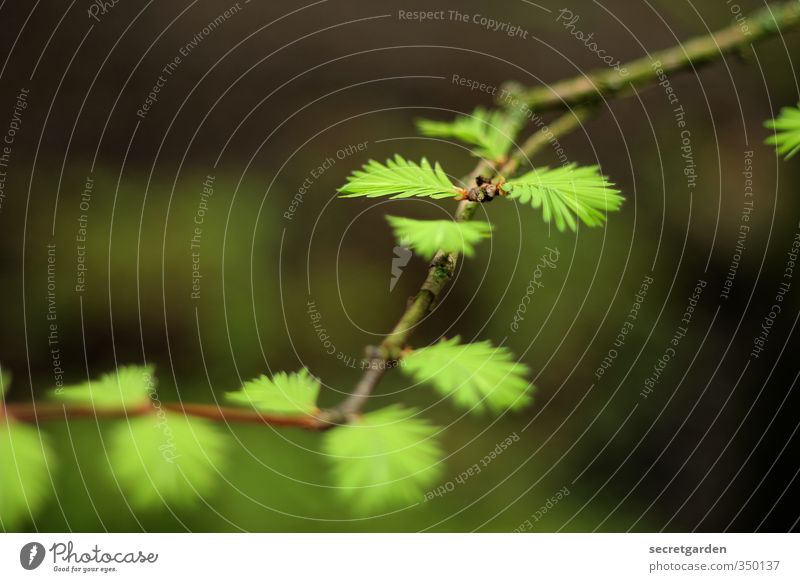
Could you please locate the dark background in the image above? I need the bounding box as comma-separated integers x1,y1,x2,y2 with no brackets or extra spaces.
0,0,798,531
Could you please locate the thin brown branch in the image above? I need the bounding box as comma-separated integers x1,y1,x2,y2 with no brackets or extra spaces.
3,402,153,422
166,403,328,429
5,2,796,430
504,1,800,112
333,1,800,417
334,363,387,419
331,112,588,419
3,401,328,431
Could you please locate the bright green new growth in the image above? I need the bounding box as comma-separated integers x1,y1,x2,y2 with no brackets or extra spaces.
386,215,493,260
338,155,457,199
107,413,226,509
225,369,320,415
416,107,524,161
51,365,153,411
765,103,800,159
502,163,623,232
0,419,54,528
402,337,533,414
322,405,443,512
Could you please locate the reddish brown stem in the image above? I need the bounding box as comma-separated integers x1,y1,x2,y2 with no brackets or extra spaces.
2,401,328,431
166,403,328,430
3,402,153,422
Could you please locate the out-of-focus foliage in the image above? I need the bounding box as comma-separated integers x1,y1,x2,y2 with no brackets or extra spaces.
322,405,443,512
225,369,320,415
51,365,153,411
0,416,55,529
107,413,227,509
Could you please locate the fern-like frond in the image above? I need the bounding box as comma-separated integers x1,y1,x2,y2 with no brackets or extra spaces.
386,215,492,260
0,418,55,528
225,369,319,415
402,337,533,414
108,413,226,509
322,405,443,512
338,155,457,199
765,103,800,159
51,365,153,411
416,107,524,161
502,163,623,232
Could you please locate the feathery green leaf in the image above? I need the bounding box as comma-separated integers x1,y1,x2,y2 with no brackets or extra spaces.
402,337,533,414
338,155,457,199
386,215,492,260
502,163,623,232
107,413,226,509
51,365,154,411
416,107,525,161
765,103,800,159
0,419,54,529
323,405,443,512
225,369,320,415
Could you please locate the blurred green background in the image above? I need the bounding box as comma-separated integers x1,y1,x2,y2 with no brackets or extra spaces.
1,0,799,531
